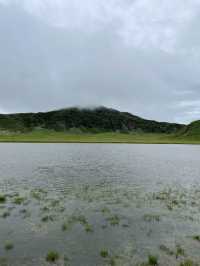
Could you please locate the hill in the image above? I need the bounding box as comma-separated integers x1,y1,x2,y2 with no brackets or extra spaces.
0,107,184,134
177,120,200,139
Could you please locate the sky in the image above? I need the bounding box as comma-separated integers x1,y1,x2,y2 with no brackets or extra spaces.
0,1,200,123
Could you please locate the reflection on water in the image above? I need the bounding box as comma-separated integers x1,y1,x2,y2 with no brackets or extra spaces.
0,144,200,265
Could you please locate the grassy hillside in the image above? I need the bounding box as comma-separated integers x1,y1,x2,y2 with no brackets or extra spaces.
177,120,200,139
0,107,199,144
162,120,200,143
0,107,184,134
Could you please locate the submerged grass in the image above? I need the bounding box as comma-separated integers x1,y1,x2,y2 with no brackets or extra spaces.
62,214,93,233
13,196,25,205
1,182,200,265
106,214,120,226
144,214,161,222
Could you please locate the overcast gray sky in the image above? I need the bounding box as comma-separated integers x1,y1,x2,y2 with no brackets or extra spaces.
0,0,200,123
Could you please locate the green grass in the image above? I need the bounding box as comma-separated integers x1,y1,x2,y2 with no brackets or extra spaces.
193,235,200,242
0,130,199,144
4,241,14,251
0,195,6,203
179,260,195,266
148,255,158,265
100,249,109,258
13,196,25,205
46,251,59,262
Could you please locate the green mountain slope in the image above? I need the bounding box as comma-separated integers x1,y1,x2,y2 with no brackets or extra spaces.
0,107,184,134
177,120,200,139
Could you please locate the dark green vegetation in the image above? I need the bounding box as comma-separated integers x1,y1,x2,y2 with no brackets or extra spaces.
178,120,200,139
100,249,109,258
46,251,59,262
0,106,200,143
148,255,158,265
0,106,183,133
0,195,6,203
4,242,14,251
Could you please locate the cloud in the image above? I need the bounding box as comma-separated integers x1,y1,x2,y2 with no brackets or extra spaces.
1,0,199,51
0,0,200,123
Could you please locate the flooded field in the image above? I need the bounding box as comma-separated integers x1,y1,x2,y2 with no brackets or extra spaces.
0,144,200,266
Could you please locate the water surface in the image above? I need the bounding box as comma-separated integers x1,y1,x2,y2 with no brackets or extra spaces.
0,144,200,266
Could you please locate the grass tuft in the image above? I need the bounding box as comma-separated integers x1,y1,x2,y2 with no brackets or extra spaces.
46,251,59,262
13,197,25,205
193,235,200,242
0,195,6,203
4,241,14,251
180,259,195,266
148,255,158,265
100,249,109,258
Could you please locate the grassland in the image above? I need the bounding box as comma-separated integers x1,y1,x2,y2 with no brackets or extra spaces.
0,130,199,144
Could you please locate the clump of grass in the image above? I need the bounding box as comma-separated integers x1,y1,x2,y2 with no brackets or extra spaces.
76,215,87,225
62,214,93,233
41,215,54,222
62,222,69,231
109,257,116,266
76,215,93,233
167,204,173,211
148,255,158,265
58,206,65,213
101,207,111,214
106,215,120,226
0,195,6,203
84,223,93,233
31,191,42,200
180,260,195,266
46,251,59,262
192,235,200,242
159,245,174,256
176,245,185,258
171,199,179,205
41,206,50,212
50,199,60,208
13,197,25,205
2,211,10,218
144,214,160,222
31,188,47,201
100,249,109,258
4,241,14,251
19,209,31,219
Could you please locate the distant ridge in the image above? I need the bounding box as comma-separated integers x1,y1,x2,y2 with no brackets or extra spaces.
0,106,185,133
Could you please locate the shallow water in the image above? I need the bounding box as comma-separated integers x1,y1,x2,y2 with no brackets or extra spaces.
0,144,200,266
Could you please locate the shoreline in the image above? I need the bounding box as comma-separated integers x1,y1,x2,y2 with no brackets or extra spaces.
0,140,199,145
0,132,199,144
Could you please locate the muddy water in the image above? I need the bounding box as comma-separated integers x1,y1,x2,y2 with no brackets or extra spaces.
0,144,200,266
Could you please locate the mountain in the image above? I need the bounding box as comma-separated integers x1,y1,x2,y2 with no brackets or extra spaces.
0,107,184,134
